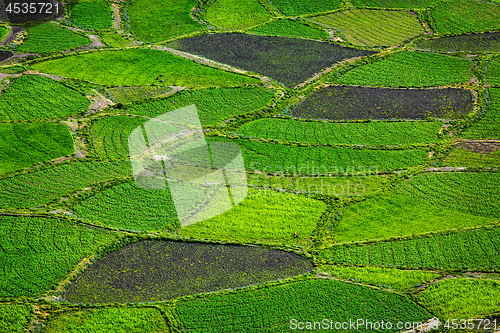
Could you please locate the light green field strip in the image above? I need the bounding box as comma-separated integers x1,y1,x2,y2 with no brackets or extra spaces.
32,49,260,87
271,0,341,16
462,88,500,139
0,303,32,333
309,9,424,47
444,148,500,168
351,0,442,9
70,0,113,30
249,19,329,40
206,0,272,30
488,57,500,87
419,278,500,319
19,22,91,53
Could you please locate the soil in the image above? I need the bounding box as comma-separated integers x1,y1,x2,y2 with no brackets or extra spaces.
458,141,500,154
112,4,121,29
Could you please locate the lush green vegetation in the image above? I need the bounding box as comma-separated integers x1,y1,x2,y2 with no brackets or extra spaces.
250,19,329,40
321,227,500,270
64,239,313,303
489,57,500,87
0,75,89,121
395,172,500,218
309,9,423,47
0,215,118,297
291,86,473,120
351,0,441,8
18,23,90,53
271,0,341,15
431,0,500,35
32,49,260,87
70,181,177,232
0,26,8,41
101,32,136,48
319,266,439,291
128,87,275,125
247,173,390,197
445,146,500,168
0,160,132,209
206,0,272,30
179,190,327,247
235,118,442,145
462,88,500,139
176,279,430,332
70,0,113,30
170,33,376,87
107,86,173,104
89,115,147,159
210,137,428,174
334,192,496,243
128,0,203,43
335,51,473,87
0,303,32,333
419,278,500,319
0,122,74,175
43,307,168,333
416,32,500,52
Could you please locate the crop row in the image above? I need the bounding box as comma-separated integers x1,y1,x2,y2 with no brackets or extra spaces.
309,9,423,47
321,226,500,270
63,239,313,303
107,85,173,104
0,215,118,297
462,88,500,139
235,118,442,146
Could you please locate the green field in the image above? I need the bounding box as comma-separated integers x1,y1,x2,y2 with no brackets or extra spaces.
320,227,500,270
416,32,500,53
64,239,312,303
309,9,424,47
0,122,74,175
0,75,89,121
127,87,275,125
107,86,174,104
101,32,136,48
395,172,500,218
176,279,430,332
444,147,500,168
179,190,327,246
0,303,32,333
70,0,113,30
462,88,500,139
489,57,500,87
333,191,496,243
211,137,428,174
235,118,442,146
43,307,168,333
249,19,329,40
0,26,8,41
0,160,132,209
206,0,272,30
128,0,203,43
271,0,341,15
431,0,500,35
70,181,177,232
334,51,473,87
419,278,500,319
0,215,118,297
32,49,260,87
18,23,91,53
351,0,441,9
319,266,439,291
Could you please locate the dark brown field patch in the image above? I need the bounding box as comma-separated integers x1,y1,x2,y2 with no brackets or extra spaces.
459,141,500,154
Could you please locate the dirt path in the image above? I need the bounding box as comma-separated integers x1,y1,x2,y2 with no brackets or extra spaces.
0,26,23,46
86,35,105,48
112,3,121,29
425,166,467,172
153,46,275,87
23,70,66,80
86,90,114,114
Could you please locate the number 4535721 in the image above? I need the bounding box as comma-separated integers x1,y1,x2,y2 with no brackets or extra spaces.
5,2,59,14
444,318,498,330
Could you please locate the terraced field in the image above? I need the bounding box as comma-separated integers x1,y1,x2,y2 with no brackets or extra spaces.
18,23,91,53
1,0,500,329
308,9,424,47
334,51,474,87
169,33,376,86
291,86,473,120
0,122,74,174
